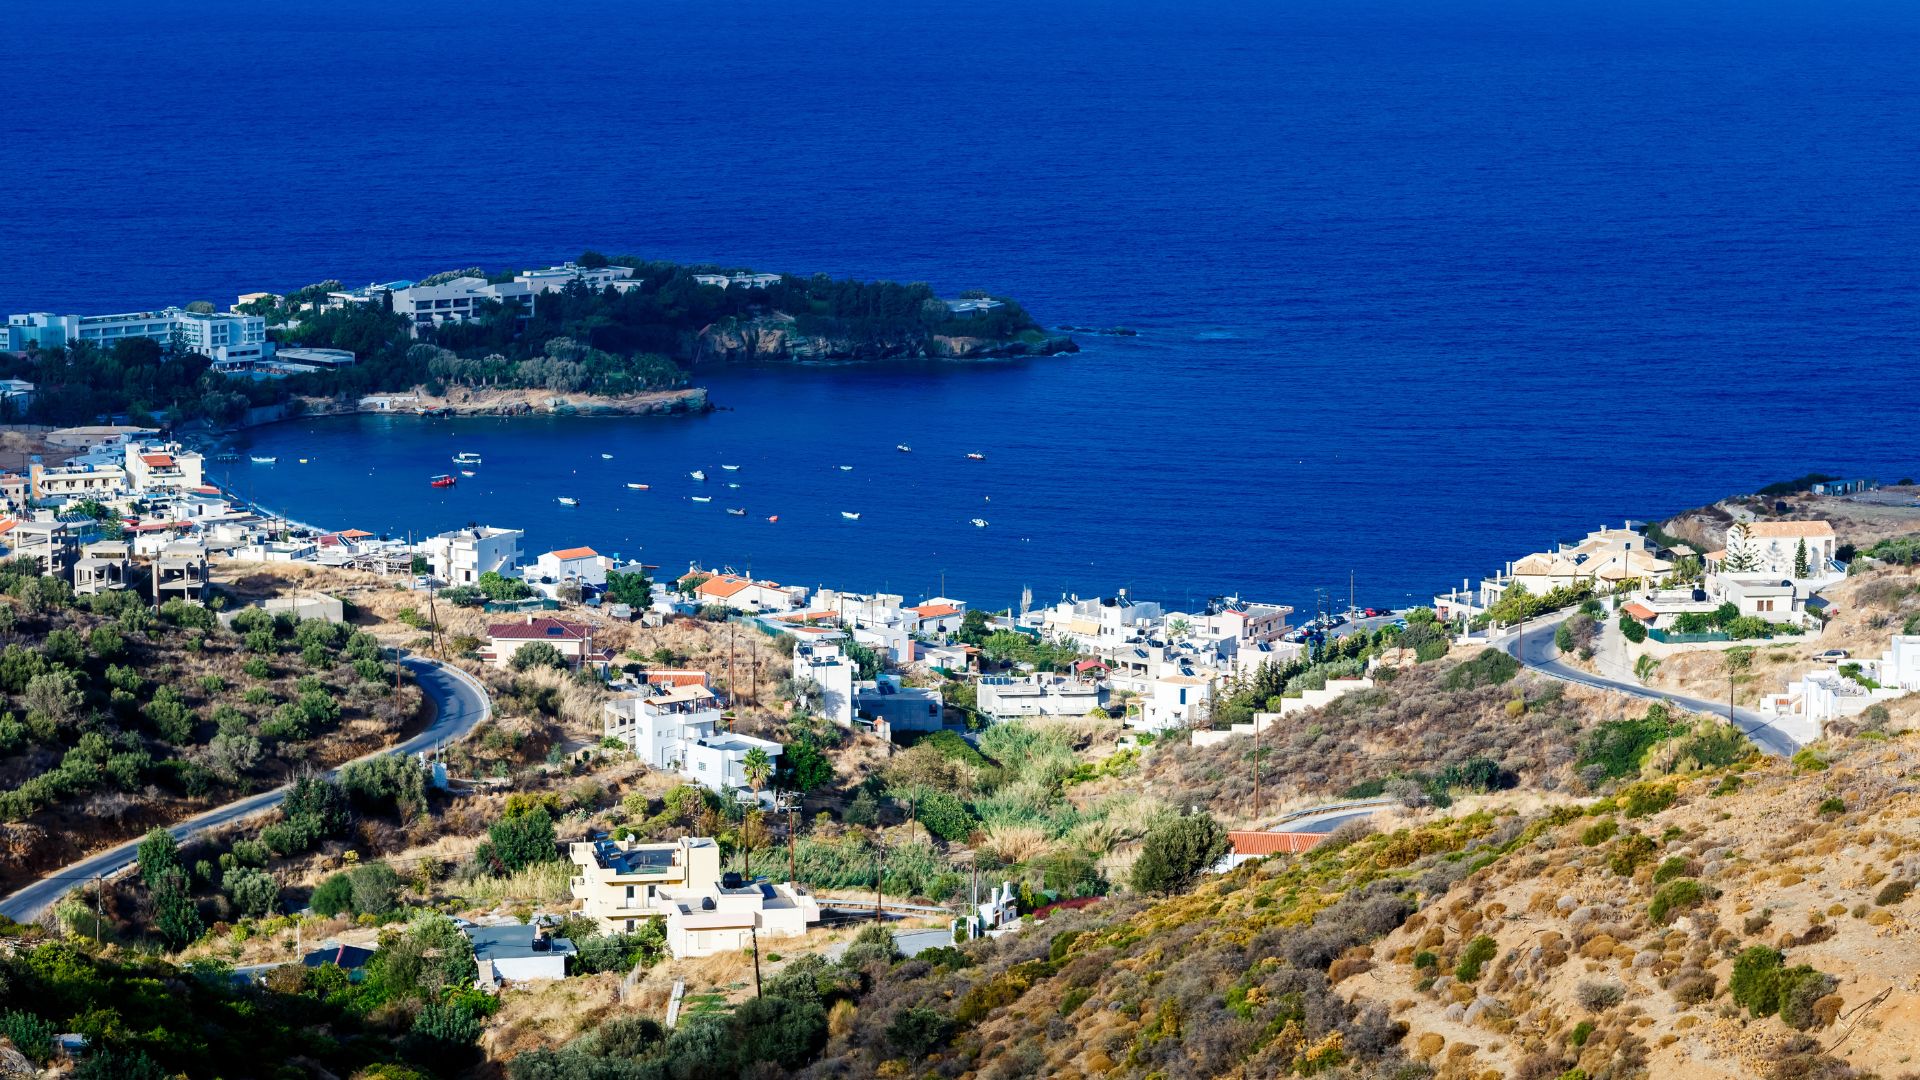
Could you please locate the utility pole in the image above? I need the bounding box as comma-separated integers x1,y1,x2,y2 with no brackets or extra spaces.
779,791,800,887
873,845,887,920
93,873,102,946
750,927,762,997
1252,714,1261,823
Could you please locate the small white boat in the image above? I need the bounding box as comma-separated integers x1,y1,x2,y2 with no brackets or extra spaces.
452,452,482,466
726,482,741,489
691,496,712,503
896,444,912,453
460,469,475,477
690,470,706,481
298,458,309,464
726,507,746,516
966,452,985,461
250,456,276,464
600,453,613,460
626,482,649,490
841,511,861,520
557,497,579,506
972,518,989,527
721,464,740,471
837,465,853,472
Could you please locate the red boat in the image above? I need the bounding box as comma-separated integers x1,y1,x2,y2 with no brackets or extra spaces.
429,474,456,488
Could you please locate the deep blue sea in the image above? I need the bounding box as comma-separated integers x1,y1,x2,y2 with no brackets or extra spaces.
4,0,1917,610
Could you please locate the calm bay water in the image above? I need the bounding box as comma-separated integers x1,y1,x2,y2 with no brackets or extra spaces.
5,0,1919,609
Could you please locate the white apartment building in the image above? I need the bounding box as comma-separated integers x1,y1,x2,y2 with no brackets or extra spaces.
793,640,857,725
692,272,782,290
976,674,1104,720
123,442,205,494
567,837,821,957
601,683,783,802
1137,673,1213,732
419,525,523,585
1030,594,1166,653
388,277,536,333
5,308,266,365
514,261,638,293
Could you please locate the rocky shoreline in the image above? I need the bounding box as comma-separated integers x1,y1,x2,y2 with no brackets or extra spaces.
690,315,1077,364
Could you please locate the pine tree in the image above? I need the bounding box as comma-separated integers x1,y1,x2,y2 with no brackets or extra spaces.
1793,538,1810,578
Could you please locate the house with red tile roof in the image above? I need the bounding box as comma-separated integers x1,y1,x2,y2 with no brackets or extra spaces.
1214,831,1326,871
482,615,616,671
526,545,612,598
906,599,968,635
681,571,801,614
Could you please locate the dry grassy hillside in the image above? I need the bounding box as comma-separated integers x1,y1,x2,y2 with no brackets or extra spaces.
1353,732,1920,1080
1122,663,1649,827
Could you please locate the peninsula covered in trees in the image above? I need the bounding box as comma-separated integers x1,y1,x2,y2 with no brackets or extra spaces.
0,254,1073,427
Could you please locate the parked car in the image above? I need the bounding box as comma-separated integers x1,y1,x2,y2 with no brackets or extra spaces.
1813,649,1850,662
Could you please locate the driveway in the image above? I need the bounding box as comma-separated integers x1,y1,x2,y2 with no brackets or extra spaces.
1494,611,1808,756
0,656,491,925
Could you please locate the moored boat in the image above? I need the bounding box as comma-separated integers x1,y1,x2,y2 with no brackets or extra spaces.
966,452,985,461
767,515,779,523
557,496,579,506
452,452,482,466
250,455,277,464
972,518,989,527
430,474,456,488
460,469,475,477
626,482,649,490
840,511,861,520
690,470,706,481
721,464,740,471
600,453,613,460
896,444,912,452
726,507,746,516
690,495,712,503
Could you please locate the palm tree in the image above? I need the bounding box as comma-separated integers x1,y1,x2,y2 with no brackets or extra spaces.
742,747,773,803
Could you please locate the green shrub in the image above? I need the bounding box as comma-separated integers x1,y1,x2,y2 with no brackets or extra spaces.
1652,857,1690,885
1608,833,1656,876
1816,796,1846,816
1649,878,1708,924
1569,1020,1594,1046
1579,704,1685,780
1580,818,1618,846
1454,934,1497,982
0,1009,58,1064
1621,783,1676,818
1728,947,1836,1029
1412,951,1437,969
1874,880,1913,906
1443,649,1519,691
1791,749,1828,773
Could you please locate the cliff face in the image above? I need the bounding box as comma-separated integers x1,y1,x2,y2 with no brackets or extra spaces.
688,314,1077,365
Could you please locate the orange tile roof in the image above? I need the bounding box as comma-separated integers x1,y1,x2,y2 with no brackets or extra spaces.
339,529,372,538
140,453,175,467
698,576,752,599
1745,520,1834,538
1622,602,1656,621
1227,831,1325,856
644,671,712,688
911,604,963,618
549,546,599,560
0,519,16,536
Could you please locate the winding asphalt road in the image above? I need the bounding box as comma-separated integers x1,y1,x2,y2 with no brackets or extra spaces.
1494,612,1805,757
0,656,491,925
